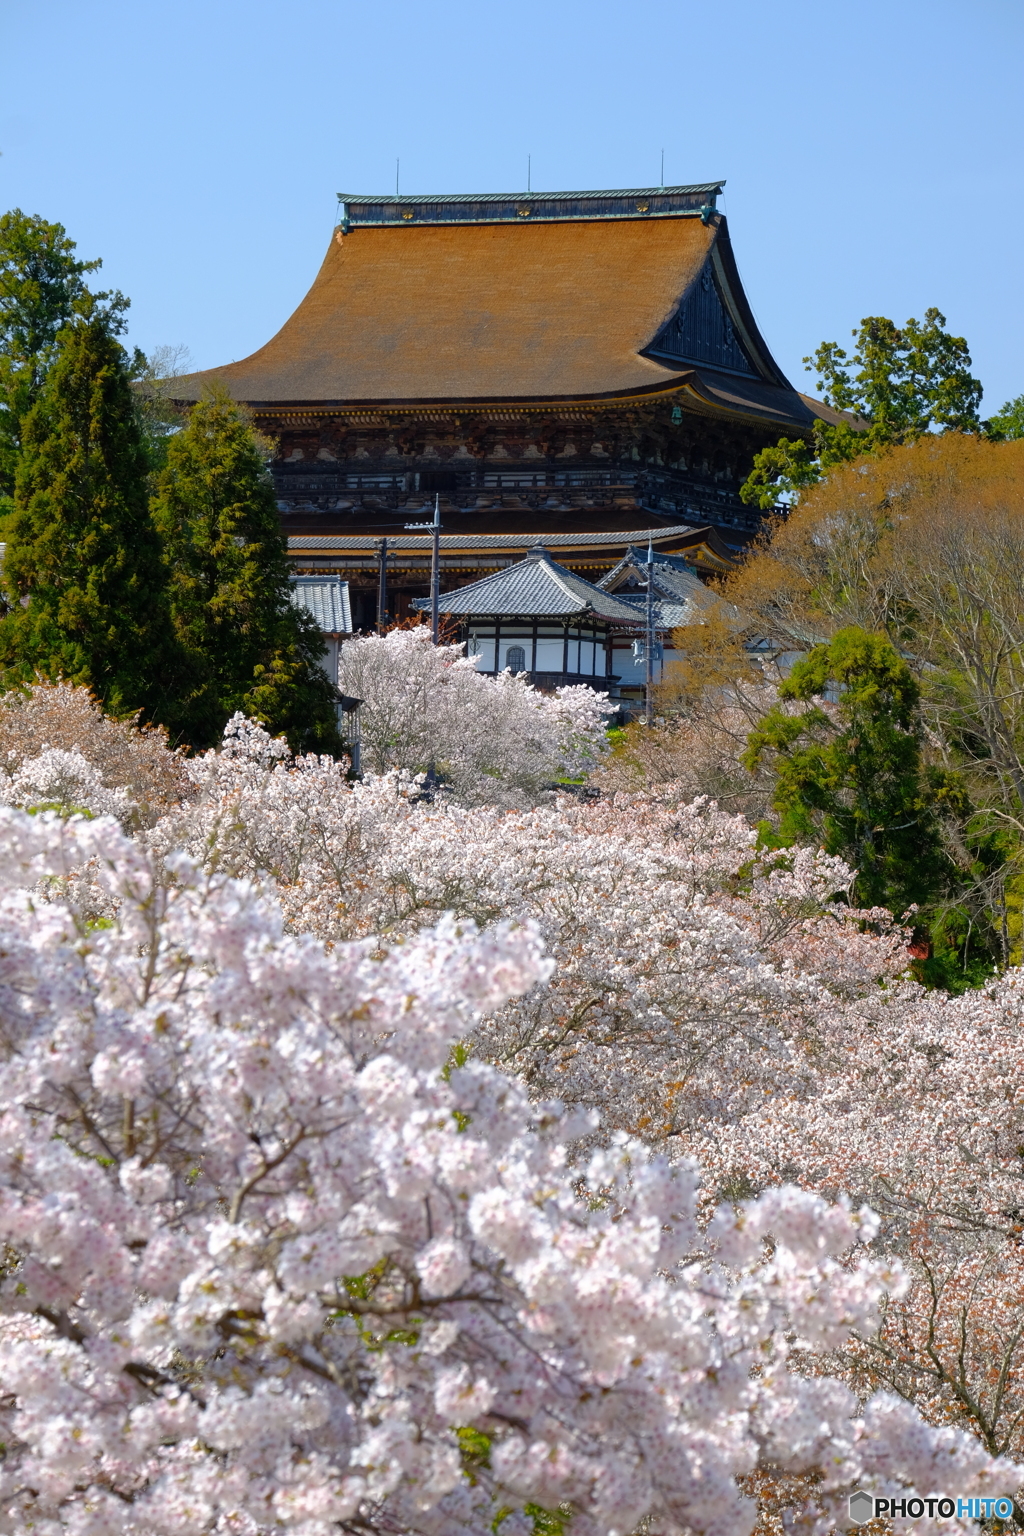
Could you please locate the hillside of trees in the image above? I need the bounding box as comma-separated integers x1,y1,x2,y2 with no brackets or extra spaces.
2,206,1024,1535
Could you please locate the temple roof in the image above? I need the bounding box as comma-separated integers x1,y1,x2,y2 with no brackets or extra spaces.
170,189,824,431
414,547,644,623
336,184,724,228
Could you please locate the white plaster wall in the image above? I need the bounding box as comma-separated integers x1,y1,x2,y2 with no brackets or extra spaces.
320,637,340,685
614,647,645,684
535,638,564,670
467,634,496,671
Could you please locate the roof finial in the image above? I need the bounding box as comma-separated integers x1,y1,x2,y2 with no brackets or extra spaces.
660,149,664,188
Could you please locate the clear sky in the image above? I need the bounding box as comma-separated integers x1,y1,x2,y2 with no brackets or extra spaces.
1,0,1020,411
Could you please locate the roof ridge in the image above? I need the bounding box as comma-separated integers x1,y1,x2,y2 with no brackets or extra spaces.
286,525,706,550
545,561,599,607
337,183,725,204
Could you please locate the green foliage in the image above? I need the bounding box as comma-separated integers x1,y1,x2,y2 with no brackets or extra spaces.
493,1502,572,1536
739,436,821,510
523,1503,572,1536
151,393,342,752
0,210,128,505
741,309,984,508
987,393,1024,442
441,1039,475,1082
457,1426,492,1483
0,320,177,720
809,309,983,445
743,628,952,915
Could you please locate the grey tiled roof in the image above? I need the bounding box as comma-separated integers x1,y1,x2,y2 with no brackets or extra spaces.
414,548,644,623
611,594,698,630
601,546,744,629
289,526,699,553
289,575,352,634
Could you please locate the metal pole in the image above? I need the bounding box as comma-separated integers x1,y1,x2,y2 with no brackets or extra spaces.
376,538,388,631
430,493,441,644
647,537,657,728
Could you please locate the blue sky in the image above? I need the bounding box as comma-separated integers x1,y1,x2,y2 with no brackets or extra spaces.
1,0,1020,410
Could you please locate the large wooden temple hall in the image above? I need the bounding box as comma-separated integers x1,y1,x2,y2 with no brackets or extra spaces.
173,182,842,629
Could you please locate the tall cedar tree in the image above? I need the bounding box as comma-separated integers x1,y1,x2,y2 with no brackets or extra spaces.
152,395,342,752
742,628,957,918
0,320,177,720
0,211,128,508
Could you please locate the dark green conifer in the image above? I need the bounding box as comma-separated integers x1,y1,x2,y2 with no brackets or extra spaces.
0,210,128,507
151,393,341,752
0,319,175,720
743,628,953,916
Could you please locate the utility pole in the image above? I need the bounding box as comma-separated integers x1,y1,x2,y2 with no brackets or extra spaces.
645,537,656,726
375,538,389,631
404,494,441,642
429,494,440,642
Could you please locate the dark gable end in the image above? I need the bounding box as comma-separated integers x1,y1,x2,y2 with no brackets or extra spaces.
645,258,758,378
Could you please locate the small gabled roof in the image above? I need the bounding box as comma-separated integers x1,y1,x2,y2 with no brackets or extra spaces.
602,546,711,594
416,546,643,623
289,574,352,634
601,546,745,631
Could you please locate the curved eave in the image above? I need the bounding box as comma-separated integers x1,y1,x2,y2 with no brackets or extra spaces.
176,377,696,410
198,372,817,434
421,602,641,624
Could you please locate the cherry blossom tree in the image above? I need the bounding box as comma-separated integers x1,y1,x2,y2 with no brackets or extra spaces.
146,724,908,1141
0,678,189,825
689,965,1024,1469
337,628,611,804
6,704,1024,1513
0,805,1015,1535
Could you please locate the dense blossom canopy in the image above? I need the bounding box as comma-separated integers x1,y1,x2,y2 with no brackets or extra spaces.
0,805,1015,1536
1,694,1023,1531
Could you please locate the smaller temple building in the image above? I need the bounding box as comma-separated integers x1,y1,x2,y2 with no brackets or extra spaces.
289,521,736,629
413,545,644,694
413,543,762,708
